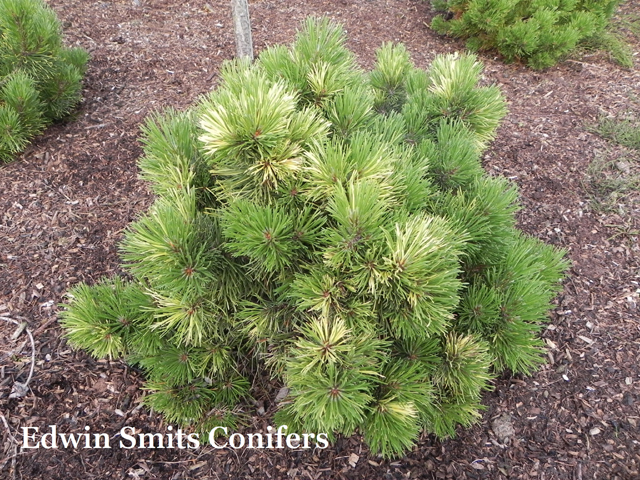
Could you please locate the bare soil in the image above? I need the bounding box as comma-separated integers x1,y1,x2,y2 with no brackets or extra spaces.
1,0,639,479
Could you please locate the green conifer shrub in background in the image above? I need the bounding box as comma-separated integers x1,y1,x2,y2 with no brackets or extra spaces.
0,0,89,162
60,18,568,458
431,0,620,69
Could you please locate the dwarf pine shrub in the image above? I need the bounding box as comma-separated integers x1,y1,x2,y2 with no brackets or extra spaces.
0,0,89,162
60,18,568,458
431,0,620,69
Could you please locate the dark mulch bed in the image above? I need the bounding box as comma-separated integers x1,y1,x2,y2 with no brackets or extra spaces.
1,0,639,479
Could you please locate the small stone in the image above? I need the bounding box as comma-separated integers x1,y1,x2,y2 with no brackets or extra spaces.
9,381,28,399
492,413,516,444
615,161,630,175
274,387,289,403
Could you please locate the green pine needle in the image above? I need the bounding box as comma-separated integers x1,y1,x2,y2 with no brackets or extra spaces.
0,104,30,161
0,70,45,136
59,17,567,458
0,0,88,162
431,0,622,69
60,277,152,359
364,398,420,458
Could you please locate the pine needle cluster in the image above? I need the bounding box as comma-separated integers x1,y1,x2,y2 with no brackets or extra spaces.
0,0,89,162
60,18,568,458
431,0,620,69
